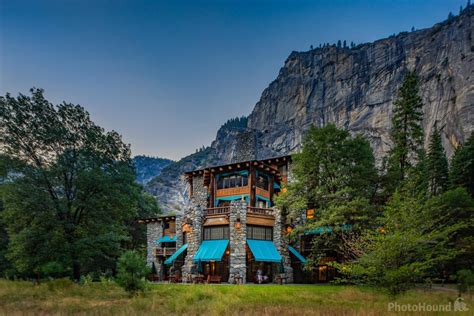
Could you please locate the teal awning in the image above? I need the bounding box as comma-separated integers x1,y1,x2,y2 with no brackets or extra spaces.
247,240,282,263
273,182,281,190
288,246,307,264
164,244,188,265
256,195,271,202
215,194,248,201
157,235,177,243
193,240,229,262
304,224,351,235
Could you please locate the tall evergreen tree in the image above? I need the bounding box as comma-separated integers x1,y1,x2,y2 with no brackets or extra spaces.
426,126,449,196
449,132,474,197
386,71,424,191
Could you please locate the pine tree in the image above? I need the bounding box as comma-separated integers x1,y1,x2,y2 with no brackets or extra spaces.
386,71,424,190
426,127,449,196
343,40,347,48
337,40,342,48
449,132,474,197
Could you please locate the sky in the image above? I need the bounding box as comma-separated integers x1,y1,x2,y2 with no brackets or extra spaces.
0,0,466,160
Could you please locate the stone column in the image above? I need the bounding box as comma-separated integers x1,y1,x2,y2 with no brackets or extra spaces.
146,222,163,275
228,200,247,284
175,215,183,248
273,207,293,283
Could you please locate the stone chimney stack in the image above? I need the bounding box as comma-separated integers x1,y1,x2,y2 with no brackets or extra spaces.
232,131,257,163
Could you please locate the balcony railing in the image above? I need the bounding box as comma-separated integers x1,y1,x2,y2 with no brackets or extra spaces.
247,206,274,217
216,186,249,198
204,206,230,216
155,247,177,256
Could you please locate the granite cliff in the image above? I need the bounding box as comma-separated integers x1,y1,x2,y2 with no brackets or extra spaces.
147,8,474,213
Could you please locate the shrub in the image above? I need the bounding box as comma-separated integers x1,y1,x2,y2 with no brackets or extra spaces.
457,269,474,296
115,250,149,294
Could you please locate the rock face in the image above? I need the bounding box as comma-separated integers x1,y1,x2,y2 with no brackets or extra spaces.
248,10,474,159
133,156,173,185
147,9,474,213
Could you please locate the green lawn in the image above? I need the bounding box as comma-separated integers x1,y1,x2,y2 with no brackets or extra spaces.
0,279,471,315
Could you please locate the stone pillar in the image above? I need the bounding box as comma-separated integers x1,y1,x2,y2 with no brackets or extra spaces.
273,207,293,283
182,205,203,280
146,222,163,273
175,215,183,248
228,200,247,284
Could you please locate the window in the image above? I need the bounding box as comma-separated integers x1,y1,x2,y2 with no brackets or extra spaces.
256,174,269,190
203,225,230,240
217,173,248,189
247,225,273,241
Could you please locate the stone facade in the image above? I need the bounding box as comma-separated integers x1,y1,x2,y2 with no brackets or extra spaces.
228,200,247,283
232,131,257,163
182,175,207,280
146,222,162,273
273,207,293,283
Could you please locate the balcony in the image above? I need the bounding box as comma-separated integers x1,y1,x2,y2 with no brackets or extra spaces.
204,206,230,216
247,206,274,217
155,247,177,256
216,185,249,198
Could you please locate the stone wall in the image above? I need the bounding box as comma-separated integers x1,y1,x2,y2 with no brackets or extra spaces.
228,200,247,284
273,207,293,283
182,175,207,280
146,222,162,273
232,131,257,163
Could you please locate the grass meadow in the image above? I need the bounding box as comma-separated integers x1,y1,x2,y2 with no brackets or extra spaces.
0,279,471,315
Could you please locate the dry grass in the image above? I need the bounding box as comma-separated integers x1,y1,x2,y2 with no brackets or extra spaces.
0,279,471,315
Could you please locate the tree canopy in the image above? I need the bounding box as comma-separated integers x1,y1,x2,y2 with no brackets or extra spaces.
0,88,155,279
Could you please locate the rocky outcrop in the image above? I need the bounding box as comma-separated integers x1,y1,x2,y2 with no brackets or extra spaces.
133,156,173,185
147,9,474,213
248,9,474,159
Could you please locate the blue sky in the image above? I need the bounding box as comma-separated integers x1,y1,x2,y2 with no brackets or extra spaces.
0,0,466,160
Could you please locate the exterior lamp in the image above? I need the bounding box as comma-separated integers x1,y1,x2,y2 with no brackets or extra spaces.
183,219,193,233
235,216,241,230
306,209,315,220
285,225,293,234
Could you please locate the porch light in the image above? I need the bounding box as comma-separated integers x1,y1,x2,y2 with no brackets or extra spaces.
235,216,241,230
306,209,315,220
285,225,293,234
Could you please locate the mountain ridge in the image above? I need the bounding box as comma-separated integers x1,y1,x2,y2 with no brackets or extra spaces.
146,8,474,213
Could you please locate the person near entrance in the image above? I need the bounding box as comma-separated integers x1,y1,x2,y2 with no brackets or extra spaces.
256,266,268,284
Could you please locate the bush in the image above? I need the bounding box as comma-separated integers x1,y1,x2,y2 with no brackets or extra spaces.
115,250,149,294
457,269,474,296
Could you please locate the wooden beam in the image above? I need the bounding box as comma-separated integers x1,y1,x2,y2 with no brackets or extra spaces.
250,166,256,207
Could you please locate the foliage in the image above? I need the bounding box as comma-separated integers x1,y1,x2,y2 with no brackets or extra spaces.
456,269,474,296
449,132,474,197
0,88,146,279
219,116,248,131
115,250,149,294
277,124,378,263
425,127,449,196
335,188,472,295
386,71,424,192
277,124,377,211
